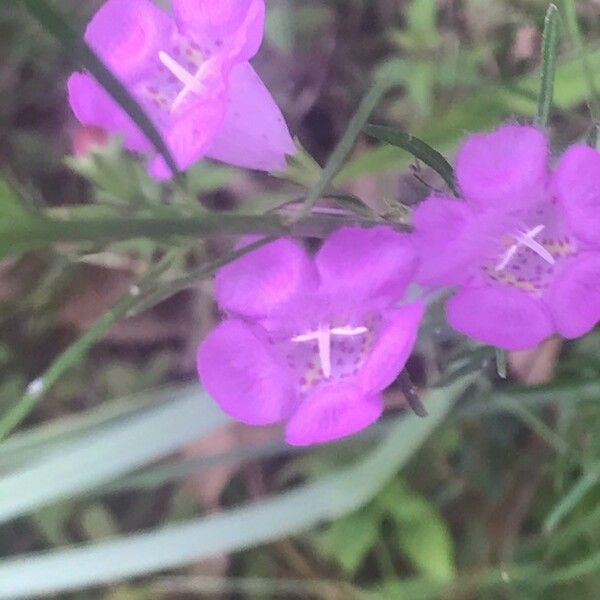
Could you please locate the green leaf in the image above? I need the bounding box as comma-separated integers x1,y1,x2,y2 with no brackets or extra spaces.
22,0,179,177
536,4,561,127
0,179,32,223
319,509,380,576
0,375,476,598
379,481,455,583
364,125,458,195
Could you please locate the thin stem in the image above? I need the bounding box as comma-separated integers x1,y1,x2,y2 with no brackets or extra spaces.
0,249,179,440
300,82,389,219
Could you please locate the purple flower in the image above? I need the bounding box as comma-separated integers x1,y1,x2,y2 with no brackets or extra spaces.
413,124,600,350
197,228,424,446
68,0,295,178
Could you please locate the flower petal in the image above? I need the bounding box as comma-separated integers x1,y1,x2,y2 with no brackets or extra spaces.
456,125,548,211
412,197,479,287
67,73,152,152
358,302,425,395
85,0,173,82
553,144,600,247
150,95,226,178
447,285,554,350
205,62,295,171
173,0,265,60
547,253,600,338
215,239,318,318
197,320,296,425
315,227,417,302
285,383,383,446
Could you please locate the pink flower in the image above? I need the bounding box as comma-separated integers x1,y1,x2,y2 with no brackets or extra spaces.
412,124,600,350
67,0,295,178
197,228,424,446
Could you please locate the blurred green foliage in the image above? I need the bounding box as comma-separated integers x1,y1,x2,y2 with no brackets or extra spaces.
0,0,600,599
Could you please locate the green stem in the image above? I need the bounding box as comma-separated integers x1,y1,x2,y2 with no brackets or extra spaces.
0,212,387,259
0,250,179,441
300,82,390,218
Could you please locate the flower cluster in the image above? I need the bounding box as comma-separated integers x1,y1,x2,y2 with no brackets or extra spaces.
70,2,600,445
68,0,294,178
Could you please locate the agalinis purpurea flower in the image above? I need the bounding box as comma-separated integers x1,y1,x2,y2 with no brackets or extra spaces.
197,228,424,446
413,124,600,350
68,0,295,178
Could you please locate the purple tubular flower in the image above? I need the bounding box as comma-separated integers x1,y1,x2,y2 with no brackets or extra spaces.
413,124,600,350
68,0,295,178
197,227,424,446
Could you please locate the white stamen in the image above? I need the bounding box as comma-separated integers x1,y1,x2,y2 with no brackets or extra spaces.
495,224,555,271
157,51,204,112
330,326,369,336
291,324,368,379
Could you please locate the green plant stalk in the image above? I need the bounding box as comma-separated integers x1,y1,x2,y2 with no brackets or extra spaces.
562,0,600,120
0,212,386,259
0,250,180,441
536,4,561,127
300,82,390,218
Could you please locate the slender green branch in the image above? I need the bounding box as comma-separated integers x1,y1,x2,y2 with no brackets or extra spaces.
300,82,390,218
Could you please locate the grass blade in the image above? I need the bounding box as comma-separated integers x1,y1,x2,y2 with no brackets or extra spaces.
0,384,227,524
0,375,476,598
363,125,458,195
536,4,561,127
22,0,179,177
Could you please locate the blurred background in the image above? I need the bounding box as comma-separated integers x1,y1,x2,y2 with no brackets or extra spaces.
1,0,600,598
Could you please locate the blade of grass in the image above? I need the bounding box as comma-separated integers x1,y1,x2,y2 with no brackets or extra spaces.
22,0,179,177
536,4,561,127
0,374,476,598
0,384,227,524
544,462,600,532
363,125,458,195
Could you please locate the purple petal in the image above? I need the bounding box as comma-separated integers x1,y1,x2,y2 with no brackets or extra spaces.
358,302,425,395
456,125,549,211
67,73,152,152
547,253,600,338
205,62,295,171
197,319,297,425
85,0,173,82
173,0,265,61
285,383,383,446
447,285,554,350
150,96,226,178
553,144,600,247
215,239,318,319
315,227,417,302
412,197,479,287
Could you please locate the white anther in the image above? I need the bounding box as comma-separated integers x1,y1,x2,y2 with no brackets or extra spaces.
495,224,555,271
292,324,368,379
158,51,204,112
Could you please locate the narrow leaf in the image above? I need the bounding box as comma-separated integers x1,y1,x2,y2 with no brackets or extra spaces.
536,4,561,127
0,385,228,524
364,125,458,195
